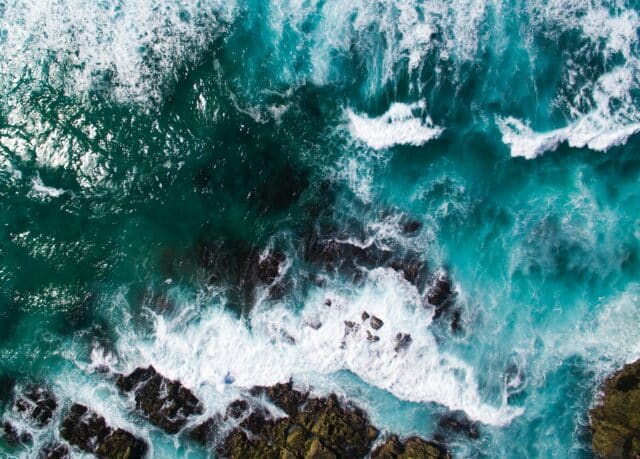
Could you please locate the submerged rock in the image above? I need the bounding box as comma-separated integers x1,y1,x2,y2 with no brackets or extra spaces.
256,251,286,284
590,359,640,458
60,403,147,459
401,219,423,235
117,366,203,434
437,411,480,439
372,435,450,459
390,257,427,288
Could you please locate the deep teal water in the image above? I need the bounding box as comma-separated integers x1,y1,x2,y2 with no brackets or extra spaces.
1,0,640,457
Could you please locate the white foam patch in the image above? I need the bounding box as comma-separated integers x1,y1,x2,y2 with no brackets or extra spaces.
110,268,522,427
0,0,236,103
347,101,444,150
30,175,67,198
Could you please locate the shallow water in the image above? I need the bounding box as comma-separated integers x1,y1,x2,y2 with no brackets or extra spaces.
1,0,640,457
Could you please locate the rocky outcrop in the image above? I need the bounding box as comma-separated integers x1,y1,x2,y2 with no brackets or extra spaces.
117,366,203,434
437,411,480,439
60,403,147,459
212,380,447,459
14,386,58,427
372,435,450,459
590,359,640,458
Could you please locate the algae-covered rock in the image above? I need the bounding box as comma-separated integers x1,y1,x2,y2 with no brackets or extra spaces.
590,359,640,458
217,381,447,459
372,434,451,459
117,366,203,433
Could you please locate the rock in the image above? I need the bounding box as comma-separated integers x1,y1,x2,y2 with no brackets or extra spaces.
39,442,70,459
226,399,249,419
60,403,147,459
394,333,412,352
220,386,379,459
367,331,380,342
15,386,58,427
117,366,203,434
590,359,640,458
2,421,31,446
188,416,220,445
362,311,370,321
372,435,450,459
390,257,426,287
401,219,422,235
370,316,384,330
426,272,454,318
250,380,308,418
437,411,480,439
257,251,286,284
451,310,462,333
218,383,448,459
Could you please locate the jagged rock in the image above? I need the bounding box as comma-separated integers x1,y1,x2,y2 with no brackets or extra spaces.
188,416,220,445
117,366,203,434
226,399,249,419
306,236,391,272
437,411,480,439
390,257,426,287
250,380,308,418
372,435,450,459
362,311,370,321
60,403,147,459
220,386,379,459
2,421,31,446
39,442,70,459
394,333,412,352
15,386,58,427
590,359,640,458
370,316,384,330
426,272,455,318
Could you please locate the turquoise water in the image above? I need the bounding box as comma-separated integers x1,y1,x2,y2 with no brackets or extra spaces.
1,0,640,457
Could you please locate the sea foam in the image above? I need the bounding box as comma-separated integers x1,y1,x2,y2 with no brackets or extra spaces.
107,268,522,427
347,101,444,150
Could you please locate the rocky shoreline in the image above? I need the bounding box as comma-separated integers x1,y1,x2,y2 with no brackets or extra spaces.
590,359,640,458
2,367,451,458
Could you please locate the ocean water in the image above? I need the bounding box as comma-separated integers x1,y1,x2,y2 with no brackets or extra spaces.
1,0,640,457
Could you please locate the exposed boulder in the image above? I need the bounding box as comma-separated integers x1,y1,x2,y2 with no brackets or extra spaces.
390,257,427,288
117,366,203,434
369,316,384,330
425,272,455,318
60,403,147,459
590,359,640,458
188,416,221,445
394,333,412,353
372,435,450,459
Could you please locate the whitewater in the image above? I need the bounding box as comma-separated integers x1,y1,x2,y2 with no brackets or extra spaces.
1,0,640,457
